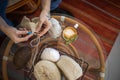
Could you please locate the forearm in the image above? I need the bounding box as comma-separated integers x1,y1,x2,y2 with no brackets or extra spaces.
0,17,33,43
0,16,9,33
41,0,51,15
37,0,51,35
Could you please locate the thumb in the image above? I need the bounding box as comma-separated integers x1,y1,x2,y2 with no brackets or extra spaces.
16,30,28,35
36,21,43,32
16,34,33,43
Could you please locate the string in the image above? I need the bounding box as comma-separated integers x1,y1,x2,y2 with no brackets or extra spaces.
32,44,38,66
30,34,40,66
27,35,41,78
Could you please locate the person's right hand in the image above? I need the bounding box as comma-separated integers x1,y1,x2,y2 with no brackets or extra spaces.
5,26,33,43
36,10,52,37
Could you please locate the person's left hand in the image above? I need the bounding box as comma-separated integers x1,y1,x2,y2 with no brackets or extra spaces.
36,11,52,37
5,26,33,43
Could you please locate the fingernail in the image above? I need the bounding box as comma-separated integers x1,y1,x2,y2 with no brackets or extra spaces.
27,31,32,35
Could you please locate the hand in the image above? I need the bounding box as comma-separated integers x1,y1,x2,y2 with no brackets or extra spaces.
36,11,52,37
5,26,33,43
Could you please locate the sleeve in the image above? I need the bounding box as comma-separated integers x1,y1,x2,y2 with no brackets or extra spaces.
0,0,13,26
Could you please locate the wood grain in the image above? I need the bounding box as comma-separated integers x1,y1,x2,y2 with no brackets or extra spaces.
59,0,120,55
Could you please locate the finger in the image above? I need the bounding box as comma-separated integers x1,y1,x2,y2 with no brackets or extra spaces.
36,21,43,32
38,25,51,37
16,34,33,43
19,28,23,30
16,30,28,35
19,28,28,31
23,28,27,31
38,20,51,36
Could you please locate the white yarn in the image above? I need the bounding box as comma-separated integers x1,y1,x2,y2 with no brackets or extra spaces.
41,48,60,62
49,18,62,38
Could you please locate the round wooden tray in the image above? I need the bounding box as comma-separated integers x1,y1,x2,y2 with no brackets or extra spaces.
1,14,106,80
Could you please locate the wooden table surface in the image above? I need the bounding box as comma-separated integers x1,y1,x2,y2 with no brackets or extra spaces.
59,0,120,56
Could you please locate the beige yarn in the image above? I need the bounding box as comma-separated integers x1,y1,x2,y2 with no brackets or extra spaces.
34,60,61,80
57,55,83,80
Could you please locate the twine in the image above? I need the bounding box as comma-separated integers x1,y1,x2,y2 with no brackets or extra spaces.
30,33,40,66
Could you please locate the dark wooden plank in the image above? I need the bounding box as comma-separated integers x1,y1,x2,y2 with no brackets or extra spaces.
60,0,120,54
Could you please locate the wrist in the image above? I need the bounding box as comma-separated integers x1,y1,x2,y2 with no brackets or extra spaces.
0,16,9,32
1,25,10,34
40,10,51,20
45,12,51,21
0,23,9,32
41,9,50,16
